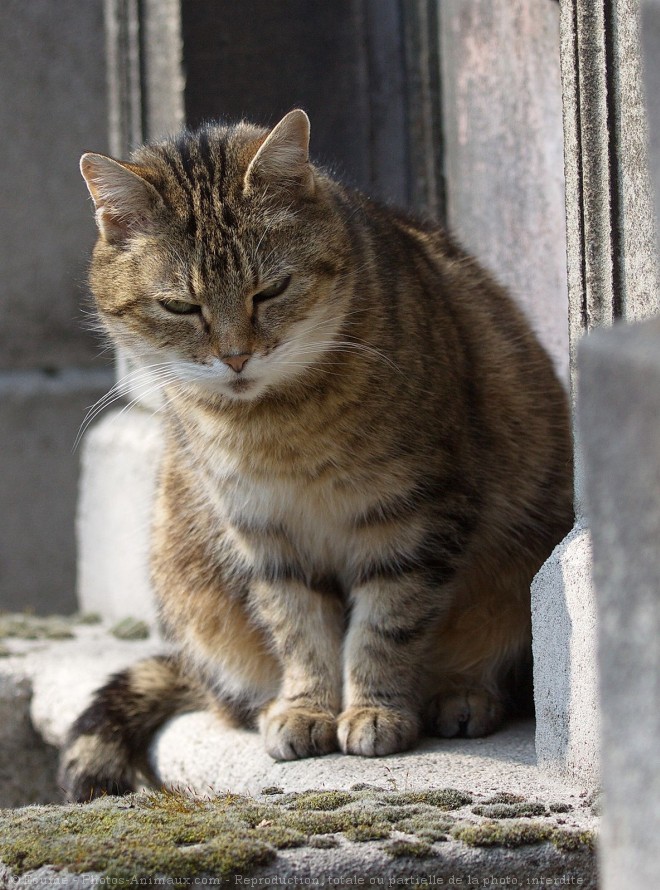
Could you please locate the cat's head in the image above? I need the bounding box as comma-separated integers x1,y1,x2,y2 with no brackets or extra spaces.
81,110,352,403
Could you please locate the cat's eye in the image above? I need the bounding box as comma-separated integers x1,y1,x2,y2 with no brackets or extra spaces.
159,299,201,315
253,275,292,304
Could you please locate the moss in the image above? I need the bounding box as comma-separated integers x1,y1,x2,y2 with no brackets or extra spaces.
551,830,596,853
73,612,103,625
291,790,355,811
307,835,340,849
0,794,279,881
375,805,427,823
549,802,573,814
110,617,150,640
452,820,554,848
385,789,472,810
471,802,547,819
255,825,307,849
0,786,596,882
343,823,391,842
0,788,399,881
395,815,454,841
0,613,74,641
275,808,377,836
384,839,433,859
482,792,526,805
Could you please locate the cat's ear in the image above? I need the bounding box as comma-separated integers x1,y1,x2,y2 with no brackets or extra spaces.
244,109,314,195
80,153,164,244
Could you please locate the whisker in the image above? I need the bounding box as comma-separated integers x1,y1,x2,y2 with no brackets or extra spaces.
73,362,187,451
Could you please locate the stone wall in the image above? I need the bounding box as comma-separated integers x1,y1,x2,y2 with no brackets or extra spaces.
0,0,112,613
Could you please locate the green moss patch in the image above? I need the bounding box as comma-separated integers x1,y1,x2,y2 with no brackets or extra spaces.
384,789,473,810
0,611,102,645
482,792,526,805
289,790,355,811
452,820,595,852
0,786,595,883
0,794,276,881
0,613,75,641
471,802,548,819
384,839,433,859
395,815,454,842
110,617,150,640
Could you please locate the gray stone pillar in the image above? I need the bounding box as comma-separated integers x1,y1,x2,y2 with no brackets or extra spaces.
532,0,659,786
575,2,660,886
579,321,660,889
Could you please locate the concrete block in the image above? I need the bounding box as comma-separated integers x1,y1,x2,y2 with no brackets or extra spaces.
579,319,660,889
0,369,113,614
77,406,163,626
531,523,599,788
0,0,107,370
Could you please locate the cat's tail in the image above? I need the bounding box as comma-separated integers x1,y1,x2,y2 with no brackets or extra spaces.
58,654,208,802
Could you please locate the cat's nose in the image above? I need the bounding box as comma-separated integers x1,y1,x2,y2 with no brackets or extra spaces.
221,352,252,374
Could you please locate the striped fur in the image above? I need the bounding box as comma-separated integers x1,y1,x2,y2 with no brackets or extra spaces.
61,110,573,801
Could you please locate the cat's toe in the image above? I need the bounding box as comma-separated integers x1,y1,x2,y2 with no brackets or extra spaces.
260,704,338,760
337,706,419,756
425,689,504,738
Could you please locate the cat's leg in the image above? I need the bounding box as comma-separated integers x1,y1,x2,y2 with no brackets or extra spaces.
252,578,345,760
337,573,444,756
424,566,533,738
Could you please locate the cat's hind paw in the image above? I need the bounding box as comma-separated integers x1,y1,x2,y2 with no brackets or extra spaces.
260,704,338,760
425,689,505,738
337,706,419,756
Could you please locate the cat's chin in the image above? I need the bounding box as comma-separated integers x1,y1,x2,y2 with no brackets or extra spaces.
187,374,269,403
223,377,265,401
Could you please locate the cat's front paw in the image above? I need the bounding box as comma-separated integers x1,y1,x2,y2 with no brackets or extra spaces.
425,689,504,738
337,706,419,756
260,703,338,760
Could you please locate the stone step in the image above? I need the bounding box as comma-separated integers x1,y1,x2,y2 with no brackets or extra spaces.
0,619,598,886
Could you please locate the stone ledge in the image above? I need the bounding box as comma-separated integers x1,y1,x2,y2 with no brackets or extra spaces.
0,623,598,886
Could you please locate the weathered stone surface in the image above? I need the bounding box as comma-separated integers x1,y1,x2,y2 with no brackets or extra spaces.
643,0,660,249
440,0,569,378
579,319,660,890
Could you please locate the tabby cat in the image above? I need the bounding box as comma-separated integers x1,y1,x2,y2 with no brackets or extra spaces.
60,110,573,802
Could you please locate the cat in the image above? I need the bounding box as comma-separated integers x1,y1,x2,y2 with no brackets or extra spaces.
59,109,573,802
